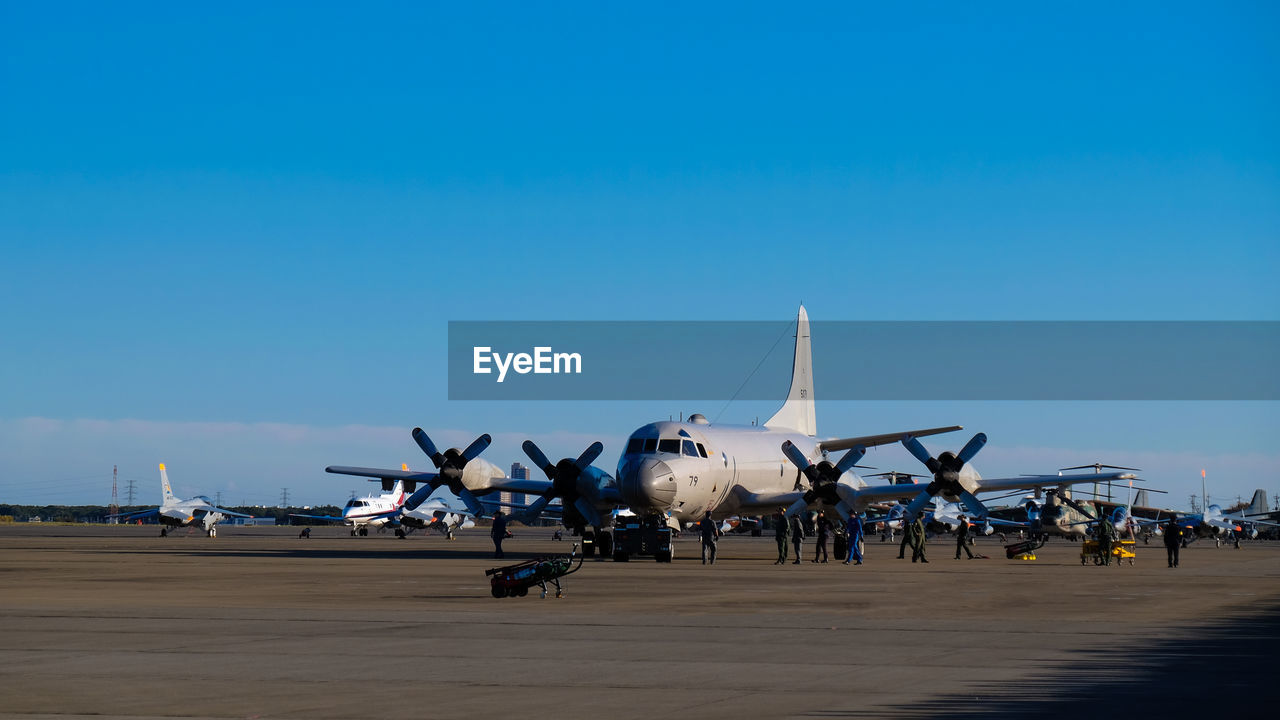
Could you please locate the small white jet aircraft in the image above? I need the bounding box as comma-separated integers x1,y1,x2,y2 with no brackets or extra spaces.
111,463,251,537
291,478,408,536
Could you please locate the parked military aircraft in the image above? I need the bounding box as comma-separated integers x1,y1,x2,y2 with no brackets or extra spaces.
110,463,250,537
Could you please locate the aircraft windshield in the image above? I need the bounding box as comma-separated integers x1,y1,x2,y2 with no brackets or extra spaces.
657,439,680,454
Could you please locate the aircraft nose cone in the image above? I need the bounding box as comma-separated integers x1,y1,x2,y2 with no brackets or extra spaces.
620,457,678,511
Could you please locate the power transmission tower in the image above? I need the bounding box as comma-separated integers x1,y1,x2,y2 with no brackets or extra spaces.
109,465,119,522
126,475,137,506
1189,494,1201,514
280,488,290,507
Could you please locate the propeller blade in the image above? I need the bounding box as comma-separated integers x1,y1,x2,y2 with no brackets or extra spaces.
403,484,436,512
522,440,556,478
781,441,814,472
574,441,604,472
834,445,867,475
956,433,987,464
784,496,810,517
461,434,492,462
957,490,989,517
903,489,933,521
520,494,554,524
412,428,445,467
457,488,486,516
832,501,853,521
901,436,941,474
573,497,603,528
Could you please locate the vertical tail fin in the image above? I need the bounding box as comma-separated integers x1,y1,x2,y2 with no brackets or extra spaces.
159,463,175,503
1249,489,1268,515
764,305,817,437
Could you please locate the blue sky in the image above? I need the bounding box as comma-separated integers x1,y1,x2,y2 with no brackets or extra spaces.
1,2,1277,508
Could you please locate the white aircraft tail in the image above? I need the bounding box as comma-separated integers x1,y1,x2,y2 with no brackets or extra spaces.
764,305,816,437
159,463,175,503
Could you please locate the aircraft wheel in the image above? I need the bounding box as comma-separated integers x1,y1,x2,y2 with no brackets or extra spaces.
655,550,671,563
395,529,405,539
160,529,167,537
597,531,613,558
517,586,528,597
491,585,504,599
359,527,368,537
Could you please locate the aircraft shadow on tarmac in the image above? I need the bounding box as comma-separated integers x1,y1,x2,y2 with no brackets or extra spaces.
824,603,1280,718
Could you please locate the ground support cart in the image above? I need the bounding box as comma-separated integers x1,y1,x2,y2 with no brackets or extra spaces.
486,544,584,598
1081,539,1136,566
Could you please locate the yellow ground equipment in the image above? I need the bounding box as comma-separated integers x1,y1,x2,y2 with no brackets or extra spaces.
1081,539,1136,566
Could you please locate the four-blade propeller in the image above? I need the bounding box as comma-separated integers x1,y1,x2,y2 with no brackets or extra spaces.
900,432,990,521
781,441,869,520
521,439,605,527
403,428,492,514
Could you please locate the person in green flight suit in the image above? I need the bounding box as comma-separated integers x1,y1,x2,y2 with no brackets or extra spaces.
773,507,790,565
909,511,929,563
955,514,975,559
1096,513,1115,566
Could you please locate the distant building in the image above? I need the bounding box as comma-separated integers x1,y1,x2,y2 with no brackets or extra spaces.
510,463,529,507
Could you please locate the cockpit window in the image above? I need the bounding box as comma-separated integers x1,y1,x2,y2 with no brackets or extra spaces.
682,440,698,457
626,438,644,454
695,443,708,458
657,438,680,454
643,438,658,453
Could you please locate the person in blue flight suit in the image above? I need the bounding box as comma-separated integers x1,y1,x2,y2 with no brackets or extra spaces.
843,512,864,565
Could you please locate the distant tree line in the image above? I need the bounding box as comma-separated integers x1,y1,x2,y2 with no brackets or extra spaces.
0,504,341,524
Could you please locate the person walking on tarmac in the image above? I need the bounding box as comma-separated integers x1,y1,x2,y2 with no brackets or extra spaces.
490,510,508,559
1164,515,1184,568
789,513,805,564
1096,513,1114,566
773,507,791,565
844,512,865,565
908,511,929,563
813,511,831,563
897,514,912,559
700,510,721,565
955,515,975,559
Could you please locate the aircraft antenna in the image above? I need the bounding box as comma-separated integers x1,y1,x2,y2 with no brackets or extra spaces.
108,465,119,522
712,317,795,424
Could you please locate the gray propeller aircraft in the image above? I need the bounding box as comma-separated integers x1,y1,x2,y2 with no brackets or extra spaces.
326,305,1138,560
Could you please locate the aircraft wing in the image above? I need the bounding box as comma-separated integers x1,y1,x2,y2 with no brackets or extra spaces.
818,426,963,452
326,466,442,484
109,508,159,522
192,504,253,518
974,471,1140,494
289,513,347,523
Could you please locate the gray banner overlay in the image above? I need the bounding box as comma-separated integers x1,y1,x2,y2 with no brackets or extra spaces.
448,321,1280,400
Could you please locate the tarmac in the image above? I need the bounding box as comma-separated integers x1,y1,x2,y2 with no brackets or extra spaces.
1,525,1277,719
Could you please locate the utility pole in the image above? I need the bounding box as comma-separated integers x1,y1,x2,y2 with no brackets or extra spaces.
109,465,119,522
280,488,290,508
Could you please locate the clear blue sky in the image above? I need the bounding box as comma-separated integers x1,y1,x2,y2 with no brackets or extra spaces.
2,2,1277,508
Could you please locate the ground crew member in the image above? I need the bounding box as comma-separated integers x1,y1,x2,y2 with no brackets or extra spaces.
813,511,831,563
955,515,974,559
700,510,721,565
789,513,805,564
1164,515,1183,568
844,512,864,565
1096,514,1114,566
773,507,790,565
491,511,508,559
909,511,928,563
897,514,912,559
